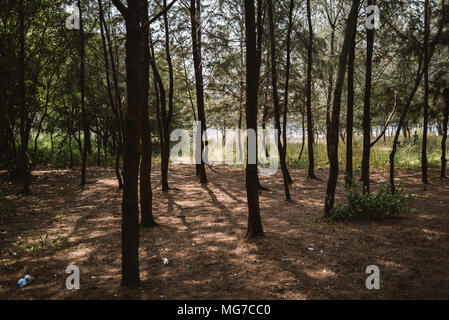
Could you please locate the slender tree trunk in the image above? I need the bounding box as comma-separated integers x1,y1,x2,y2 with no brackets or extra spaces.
191,0,207,184
69,133,73,169
362,0,375,194
389,1,446,191
441,88,449,178
111,0,150,287
238,106,244,161
140,44,157,229
254,0,267,191
262,94,270,159
105,5,125,187
160,0,174,192
18,0,31,194
345,16,356,183
325,0,360,216
390,61,424,193
96,126,102,167
422,0,430,186
99,0,123,188
79,0,89,186
298,110,306,162
283,0,294,184
268,0,291,200
244,0,264,238
306,0,317,180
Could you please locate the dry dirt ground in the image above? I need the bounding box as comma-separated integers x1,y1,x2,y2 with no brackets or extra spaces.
0,165,448,300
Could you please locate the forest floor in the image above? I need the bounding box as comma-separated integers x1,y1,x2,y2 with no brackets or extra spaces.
0,165,448,300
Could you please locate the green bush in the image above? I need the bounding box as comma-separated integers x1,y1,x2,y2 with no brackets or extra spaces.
326,177,416,222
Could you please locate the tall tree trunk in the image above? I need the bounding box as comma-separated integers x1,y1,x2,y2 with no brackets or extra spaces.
390,0,445,192
79,0,89,186
18,0,31,194
140,99,157,227
345,18,356,183
191,0,207,184
283,0,294,185
139,2,155,228
160,0,174,192
325,2,337,162
422,0,430,186
298,109,306,162
325,0,360,216
306,0,317,180
111,0,150,287
254,0,269,191
268,0,291,200
362,0,375,194
244,0,264,238
389,60,424,193
441,88,449,178
99,0,123,188
105,4,125,188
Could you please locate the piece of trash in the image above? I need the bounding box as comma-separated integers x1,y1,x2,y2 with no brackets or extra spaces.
281,258,294,261
323,269,327,273
192,243,196,246
233,273,237,276
91,276,96,279
149,255,157,261
162,258,169,265
1,231,7,234
308,248,315,251
17,279,27,288
186,267,191,271
160,295,165,298
320,250,323,253
17,275,31,288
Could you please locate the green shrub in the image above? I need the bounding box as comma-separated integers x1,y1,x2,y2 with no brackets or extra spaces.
326,177,416,222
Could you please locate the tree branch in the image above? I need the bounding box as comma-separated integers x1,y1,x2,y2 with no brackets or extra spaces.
370,92,397,148
141,0,178,29
111,0,127,17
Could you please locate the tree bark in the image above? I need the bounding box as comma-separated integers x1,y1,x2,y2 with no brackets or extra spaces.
361,0,375,194
306,0,317,180
79,0,89,186
244,0,264,238
441,88,449,178
99,0,123,188
18,0,31,194
190,0,208,184
283,0,294,185
160,0,174,192
268,0,291,200
345,17,356,183
111,0,151,287
422,0,430,186
325,0,360,216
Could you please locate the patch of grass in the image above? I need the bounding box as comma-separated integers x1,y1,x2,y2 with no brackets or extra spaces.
286,133,444,170
2,233,65,268
325,176,416,222
55,210,65,220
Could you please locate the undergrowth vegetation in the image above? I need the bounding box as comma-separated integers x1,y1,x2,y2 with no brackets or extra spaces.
325,176,416,222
